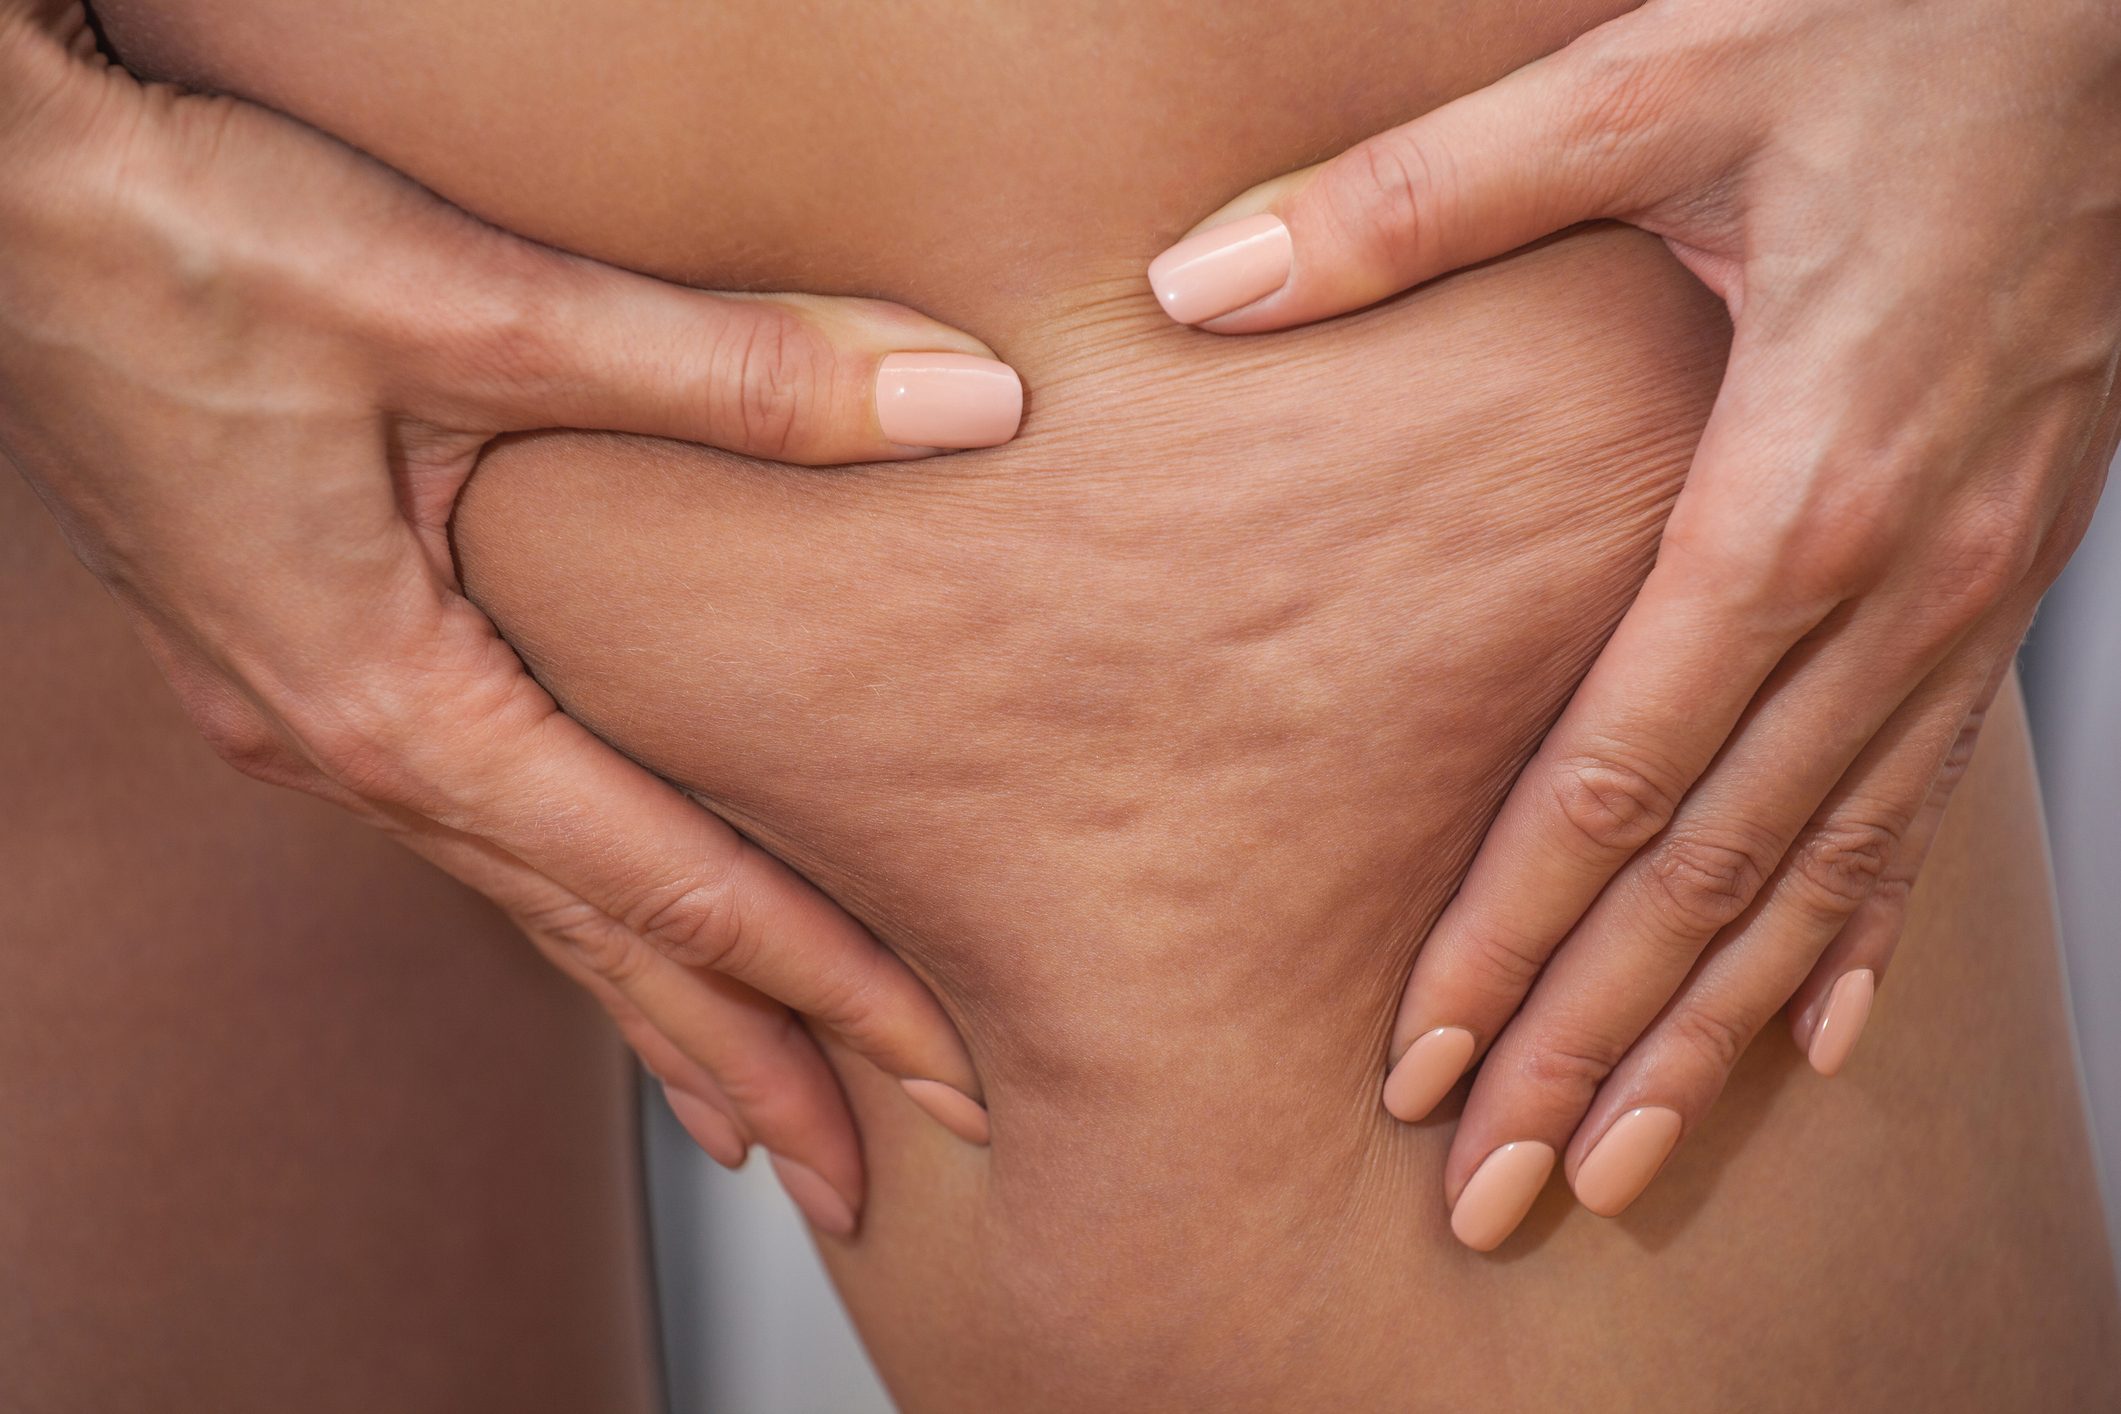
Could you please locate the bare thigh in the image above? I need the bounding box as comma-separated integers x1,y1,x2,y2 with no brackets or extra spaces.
458,237,2121,1409
0,471,658,1414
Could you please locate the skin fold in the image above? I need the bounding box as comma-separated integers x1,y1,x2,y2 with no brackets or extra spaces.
68,0,2121,1409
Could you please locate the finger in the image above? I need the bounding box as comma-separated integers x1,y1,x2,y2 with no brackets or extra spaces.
1562,648,1998,1219
1381,482,1834,1121
399,825,873,1235
1144,11,1728,332
1433,576,1951,1117
1381,318,1979,1124
1788,644,2020,1072
416,244,1024,459
1432,558,2015,1247
301,653,990,1133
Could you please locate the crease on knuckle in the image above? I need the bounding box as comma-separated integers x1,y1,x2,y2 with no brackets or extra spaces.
186,692,292,784
1513,1036,1619,1107
707,1013,813,1116
1936,507,2037,626
1936,706,1988,789
1455,924,1555,1003
1555,38,1671,185
1549,750,1683,857
1791,816,1895,912
706,306,829,461
1665,1001,1753,1079
632,871,751,974
523,898,653,988
1641,830,1775,936
1322,133,1452,283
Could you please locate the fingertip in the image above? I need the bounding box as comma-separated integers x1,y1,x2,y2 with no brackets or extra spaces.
769,1152,860,1239
1145,212,1293,327
1805,968,1876,1077
662,1083,750,1169
1382,1026,1476,1123
1571,1105,1683,1218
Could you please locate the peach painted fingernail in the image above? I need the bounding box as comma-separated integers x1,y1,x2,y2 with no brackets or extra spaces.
1808,969,1876,1077
874,352,1022,449
1382,1026,1476,1122
1147,212,1292,325
1450,1141,1556,1252
900,1078,991,1145
1573,1106,1683,1217
663,1084,748,1169
768,1153,858,1238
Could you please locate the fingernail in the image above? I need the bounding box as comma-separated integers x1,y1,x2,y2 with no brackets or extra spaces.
899,1077,991,1145
874,352,1022,449
1147,212,1292,325
662,1084,748,1169
768,1153,858,1238
1450,1141,1556,1253
1382,1026,1476,1122
1573,1106,1683,1217
1807,969,1876,1078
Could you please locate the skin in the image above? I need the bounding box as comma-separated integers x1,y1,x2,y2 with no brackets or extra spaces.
0,0,1000,1224
1149,0,2121,1233
0,467,660,1412
11,0,2118,1407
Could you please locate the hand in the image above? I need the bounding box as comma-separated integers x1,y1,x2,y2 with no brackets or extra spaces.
1146,0,2121,1246
0,2,1017,1234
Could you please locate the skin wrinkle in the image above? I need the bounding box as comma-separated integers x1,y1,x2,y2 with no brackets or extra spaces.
452,228,1729,1404
29,2,2117,1407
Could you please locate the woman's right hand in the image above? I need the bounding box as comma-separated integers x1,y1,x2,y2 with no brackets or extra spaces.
0,2,1015,1234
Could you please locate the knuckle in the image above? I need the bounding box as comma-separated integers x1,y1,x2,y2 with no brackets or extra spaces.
1455,925,1555,1002
524,899,654,988
705,307,831,461
1556,35,1671,174
290,690,425,805
1323,133,1452,281
187,695,292,784
632,872,751,974
1936,509,2038,624
1514,1036,1619,1106
1665,1002,1754,1078
1549,750,1683,857
1640,830,1775,936
1791,816,1896,912
1935,707,1988,791
706,1015,809,1114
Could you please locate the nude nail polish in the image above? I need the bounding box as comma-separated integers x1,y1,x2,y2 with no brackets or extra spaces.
900,1077,992,1145
874,352,1022,449
1382,1026,1476,1122
1807,969,1876,1078
1146,212,1292,325
663,1083,748,1169
769,1153,858,1238
1573,1106,1683,1217
1450,1141,1556,1252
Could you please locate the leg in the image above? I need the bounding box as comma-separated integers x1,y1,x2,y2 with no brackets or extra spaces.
0,470,659,1414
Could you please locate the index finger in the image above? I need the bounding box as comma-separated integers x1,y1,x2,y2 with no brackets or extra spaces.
1145,12,1712,333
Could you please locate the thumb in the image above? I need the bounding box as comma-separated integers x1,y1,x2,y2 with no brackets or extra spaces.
1146,19,1711,334
427,247,1024,463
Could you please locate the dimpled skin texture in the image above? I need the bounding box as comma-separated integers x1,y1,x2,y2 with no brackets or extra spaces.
99,0,2121,1407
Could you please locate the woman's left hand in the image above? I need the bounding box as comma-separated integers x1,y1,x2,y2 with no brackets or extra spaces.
1147,0,2121,1247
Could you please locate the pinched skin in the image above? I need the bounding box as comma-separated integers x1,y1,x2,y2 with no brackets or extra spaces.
455,230,1725,1404
102,0,2121,1407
